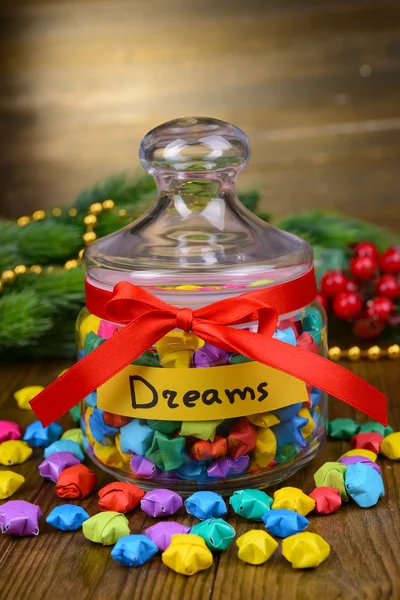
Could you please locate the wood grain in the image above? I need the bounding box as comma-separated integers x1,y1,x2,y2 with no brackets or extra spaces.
0,357,399,600
0,0,400,231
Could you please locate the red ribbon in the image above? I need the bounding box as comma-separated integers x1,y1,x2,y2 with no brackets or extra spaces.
30,268,387,426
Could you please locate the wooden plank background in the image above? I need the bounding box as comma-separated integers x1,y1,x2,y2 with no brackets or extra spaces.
0,0,400,229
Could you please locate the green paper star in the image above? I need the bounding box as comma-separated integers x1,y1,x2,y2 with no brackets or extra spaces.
180,420,223,441
69,405,81,424
314,462,348,500
328,418,360,441
229,354,253,365
83,331,106,355
132,351,161,367
191,518,235,551
229,489,273,521
145,431,185,471
148,420,181,435
358,422,393,437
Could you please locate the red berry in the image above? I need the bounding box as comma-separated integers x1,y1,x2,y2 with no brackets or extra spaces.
316,293,327,311
380,246,400,274
353,317,385,340
354,241,379,260
349,256,378,280
374,275,400,299
344,279,359,293
333,292,363,319
320,270,348,297
366,296,394,323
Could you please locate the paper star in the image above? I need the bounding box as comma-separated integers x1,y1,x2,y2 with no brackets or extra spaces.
272,416,309,448
180,420,223,441
119,419,154,455
145,432,185,471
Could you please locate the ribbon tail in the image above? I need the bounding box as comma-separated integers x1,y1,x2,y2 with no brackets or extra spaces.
30,313,174,427
194,323,388,425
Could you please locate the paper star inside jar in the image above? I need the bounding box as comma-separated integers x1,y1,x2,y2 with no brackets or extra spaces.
207,455,249,479
254,428,277,468
271,417,309,448
247,412,280,428
119,419,154,456
145,432,185,472
88,408,119,446
190,436,227,461
147,420,181,435
227,418,257,459
93,441,124,469
180,420,223,442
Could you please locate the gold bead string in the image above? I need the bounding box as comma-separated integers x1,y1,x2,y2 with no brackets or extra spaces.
0,199,117,293
328,344,400,362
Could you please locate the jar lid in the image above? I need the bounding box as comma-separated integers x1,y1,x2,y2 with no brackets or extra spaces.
84,117,312,302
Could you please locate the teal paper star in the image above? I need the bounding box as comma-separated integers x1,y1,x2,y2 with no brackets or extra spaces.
145,432,186,472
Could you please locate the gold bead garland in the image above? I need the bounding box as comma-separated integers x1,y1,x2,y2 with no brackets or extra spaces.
0,199,116,288
328,344,400,361
2,200,400,361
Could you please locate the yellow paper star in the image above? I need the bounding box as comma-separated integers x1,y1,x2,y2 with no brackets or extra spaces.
14,386,44,410
236,530,278,565
272,486,315,516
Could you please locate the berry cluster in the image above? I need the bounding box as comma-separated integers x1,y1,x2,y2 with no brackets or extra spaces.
319,243,400,339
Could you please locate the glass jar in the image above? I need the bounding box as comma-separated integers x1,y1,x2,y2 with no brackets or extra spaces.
77,117,328,495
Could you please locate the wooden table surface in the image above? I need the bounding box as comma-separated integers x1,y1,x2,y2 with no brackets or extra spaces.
0,358,399,600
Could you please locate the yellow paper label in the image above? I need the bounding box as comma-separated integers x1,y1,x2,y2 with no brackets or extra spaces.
97,361,308,421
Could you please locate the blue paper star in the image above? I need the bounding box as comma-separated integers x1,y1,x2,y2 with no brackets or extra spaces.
262,509,309,537
272,416,309,448
44,439,84,461
272,327,296,346
88,408,119,446
111,534,158,567
23,420,63,448
273,403,302,422
46,505,89,531
119,419,154,455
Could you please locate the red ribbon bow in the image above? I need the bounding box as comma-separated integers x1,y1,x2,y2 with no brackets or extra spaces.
30,270,387,426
